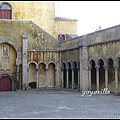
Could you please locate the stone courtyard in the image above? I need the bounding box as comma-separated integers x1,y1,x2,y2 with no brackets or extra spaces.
0,89,120,119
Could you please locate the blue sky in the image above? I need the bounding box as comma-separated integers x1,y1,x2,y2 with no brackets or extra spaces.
55,1,120,36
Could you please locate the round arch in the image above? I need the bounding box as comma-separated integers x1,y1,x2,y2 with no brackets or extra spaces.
105,56,116,66
0,38,21,65
28,61,38,69
96,58,105,66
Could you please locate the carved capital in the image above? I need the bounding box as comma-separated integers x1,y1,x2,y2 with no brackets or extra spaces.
113,65,119,70
95,65,100,69
103,65,109,70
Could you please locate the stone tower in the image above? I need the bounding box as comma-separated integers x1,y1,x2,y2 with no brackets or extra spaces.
0,1,78,38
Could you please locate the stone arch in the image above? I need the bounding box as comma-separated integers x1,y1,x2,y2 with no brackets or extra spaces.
28,61,38,69
38,62,47,67
105,56,116,66
28,63,37,89
0,38,21,65
116,56,120,93
89,59,96,91
78,61,80,90
62,61,66,88
89,58,97,67
96,58,105,66
72,61,78,89
62,61,67,66
67,61,72,88
67,60,72,68
48,62,56,88
72,60,78,68
115,55,120,67
48,61,56,70
38,62,46,88
97,58,105,90
106,57,115,93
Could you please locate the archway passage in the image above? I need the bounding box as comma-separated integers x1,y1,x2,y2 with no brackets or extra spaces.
0,76,12,91
91,60,96,91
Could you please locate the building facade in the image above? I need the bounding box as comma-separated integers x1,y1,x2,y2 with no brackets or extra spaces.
0,1,120,95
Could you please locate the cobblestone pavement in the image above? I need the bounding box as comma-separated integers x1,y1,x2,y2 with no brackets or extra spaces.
0,89,120,119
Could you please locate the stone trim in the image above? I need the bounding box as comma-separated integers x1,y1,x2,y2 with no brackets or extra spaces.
0,38,21,65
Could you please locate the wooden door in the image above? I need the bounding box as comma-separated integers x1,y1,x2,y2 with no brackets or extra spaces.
0,9,12,19
0,76,12,91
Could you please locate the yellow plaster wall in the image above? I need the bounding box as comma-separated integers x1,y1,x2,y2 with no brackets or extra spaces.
0,1,77,38
54,20,78,38
0,43,17,74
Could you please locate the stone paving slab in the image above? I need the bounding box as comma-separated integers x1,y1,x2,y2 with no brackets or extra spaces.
0,89,120,119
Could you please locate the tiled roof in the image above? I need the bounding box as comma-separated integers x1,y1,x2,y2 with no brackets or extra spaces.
54,17,78,21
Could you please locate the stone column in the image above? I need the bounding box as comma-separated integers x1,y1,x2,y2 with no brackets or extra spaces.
22,34,28,90
55,50,61,89
46,65,48,88
80,46,89,92
77,66,80,90
114,65,118,95
66,67,69,89
88,65,92,91
16,65,20,90
72,67,74,90
104,65,108,89
36,67,39,88
96,65,100,91
16,57,21,90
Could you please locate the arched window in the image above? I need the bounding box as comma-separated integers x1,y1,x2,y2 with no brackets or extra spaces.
0,3,12,19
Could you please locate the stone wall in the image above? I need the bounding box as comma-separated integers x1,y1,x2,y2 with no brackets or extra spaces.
1,1,78,38
54,20,78,39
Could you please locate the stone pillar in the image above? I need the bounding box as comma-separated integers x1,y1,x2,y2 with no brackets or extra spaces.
88,65,92,91
55,50,61,89
77,67,80,90
104,65,108,89
46,66,48,88
114,65,118,95
22,34,28,90
80,46,89,92
16,65,19,90
72,67,74,90
96,65,100,91
36,67,39,88
16,54,21,90
66,67,69,89
59,48,62,88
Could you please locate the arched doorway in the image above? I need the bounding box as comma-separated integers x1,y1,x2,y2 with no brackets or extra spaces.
62,62,66,88
107,58,115,93
73,61,78,89
28,63,37,89
0,38,21,91
98,59,105,90
91,60,96,91
68,62,72,88
0,76,12,91
48,63,55,88
38,63,46,88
